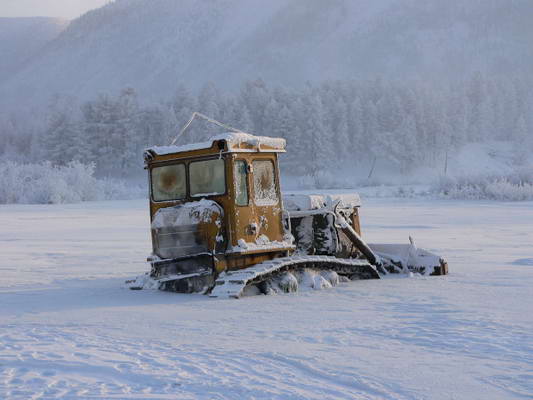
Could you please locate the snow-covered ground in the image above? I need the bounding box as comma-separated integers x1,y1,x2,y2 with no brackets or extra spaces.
1,198,532,399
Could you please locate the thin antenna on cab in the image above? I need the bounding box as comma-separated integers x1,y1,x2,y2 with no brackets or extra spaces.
170,112,244,145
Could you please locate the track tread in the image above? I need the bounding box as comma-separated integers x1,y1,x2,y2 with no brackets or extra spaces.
209,255,378,298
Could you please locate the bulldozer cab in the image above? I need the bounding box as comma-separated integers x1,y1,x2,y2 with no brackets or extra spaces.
144,132,294,277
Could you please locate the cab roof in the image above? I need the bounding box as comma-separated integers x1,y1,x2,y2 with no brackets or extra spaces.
148,132,286,156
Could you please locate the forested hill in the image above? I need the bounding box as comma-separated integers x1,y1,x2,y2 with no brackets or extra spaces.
1,0,532,109
0,17,68,84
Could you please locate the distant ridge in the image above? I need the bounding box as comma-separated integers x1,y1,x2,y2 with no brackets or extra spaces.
0,0,532,110
0,17,69,84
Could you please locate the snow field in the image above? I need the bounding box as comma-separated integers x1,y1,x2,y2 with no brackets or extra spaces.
1,199,532,399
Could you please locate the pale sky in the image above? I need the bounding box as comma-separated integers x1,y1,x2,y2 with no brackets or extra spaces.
1,0,112,19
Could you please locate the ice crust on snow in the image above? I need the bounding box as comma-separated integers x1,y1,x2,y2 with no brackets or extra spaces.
149,132,286,155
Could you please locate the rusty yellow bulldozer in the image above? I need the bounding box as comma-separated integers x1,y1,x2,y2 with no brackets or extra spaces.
127,114,447,298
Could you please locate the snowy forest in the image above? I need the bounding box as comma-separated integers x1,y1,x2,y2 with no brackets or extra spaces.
2,0,533,202
2,74,532,180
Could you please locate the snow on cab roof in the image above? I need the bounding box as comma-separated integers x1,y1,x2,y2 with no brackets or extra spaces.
149,132,286,155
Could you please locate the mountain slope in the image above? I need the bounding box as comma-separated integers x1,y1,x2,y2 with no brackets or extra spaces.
0,0,532,109
0,17,69,83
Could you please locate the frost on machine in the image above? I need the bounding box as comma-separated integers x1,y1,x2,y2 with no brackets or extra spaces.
126,114,448,298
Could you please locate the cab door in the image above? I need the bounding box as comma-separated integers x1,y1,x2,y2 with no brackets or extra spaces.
230,154,286,252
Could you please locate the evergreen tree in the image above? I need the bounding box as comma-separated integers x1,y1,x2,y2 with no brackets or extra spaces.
197,82,222,140
513,115,529,166
363,101,380,161
332,98,351,164
171,84,196,145
397,115,419,173
4,75,533,181
304,93,333,177
240,79,270,134
42,96,84,166
348,96,364,156
117,88,142,175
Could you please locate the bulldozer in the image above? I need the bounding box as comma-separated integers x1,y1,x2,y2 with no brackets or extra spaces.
127,114,447,298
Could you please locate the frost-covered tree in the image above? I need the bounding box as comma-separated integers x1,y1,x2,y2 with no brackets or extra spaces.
197,82,222,140
240,79,271,135
304,93,333,176
42,96,85,166
513,115,530,166
81,90,142,176
363,101,380,160
4,74,532,180
115,88,142,174
224,98,254,133
332,98,351,164
348,97,364,157
396,115,419,173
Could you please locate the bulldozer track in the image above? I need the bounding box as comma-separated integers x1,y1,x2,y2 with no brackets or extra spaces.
209,255,380,298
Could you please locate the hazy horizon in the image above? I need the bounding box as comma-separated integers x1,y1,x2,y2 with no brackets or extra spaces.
0,0,111,19
1,0,531,187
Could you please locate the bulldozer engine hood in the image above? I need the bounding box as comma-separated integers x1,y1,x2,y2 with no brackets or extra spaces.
151,200,224,260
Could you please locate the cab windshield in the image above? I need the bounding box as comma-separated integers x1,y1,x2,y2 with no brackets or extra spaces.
151,158,226,201
151,164,186,201
189,159,225,197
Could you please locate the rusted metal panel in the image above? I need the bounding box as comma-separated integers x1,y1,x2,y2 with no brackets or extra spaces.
351,207,362,236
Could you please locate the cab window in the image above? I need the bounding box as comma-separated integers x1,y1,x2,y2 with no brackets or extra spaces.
234,160,249,206
189,159,226,197
253,160,278,206
151,164,186,201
